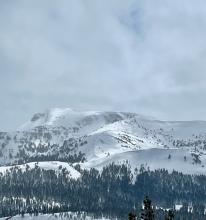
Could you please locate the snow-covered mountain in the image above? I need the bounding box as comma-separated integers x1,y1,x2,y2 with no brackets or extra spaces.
1,108,206,175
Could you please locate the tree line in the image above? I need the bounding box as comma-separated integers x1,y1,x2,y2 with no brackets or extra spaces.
0,163,206,219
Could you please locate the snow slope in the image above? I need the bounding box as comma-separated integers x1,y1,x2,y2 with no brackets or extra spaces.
1,108,206,174
81,148,206,175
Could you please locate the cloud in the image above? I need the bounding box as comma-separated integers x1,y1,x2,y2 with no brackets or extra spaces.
0,0,206,130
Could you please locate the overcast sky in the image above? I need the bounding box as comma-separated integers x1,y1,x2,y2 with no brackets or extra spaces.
1,0,206,130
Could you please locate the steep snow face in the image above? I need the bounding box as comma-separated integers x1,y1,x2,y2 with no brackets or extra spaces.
1,108,206,174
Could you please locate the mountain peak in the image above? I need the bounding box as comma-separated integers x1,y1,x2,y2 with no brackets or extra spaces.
19,108,74,130
18,108,129,131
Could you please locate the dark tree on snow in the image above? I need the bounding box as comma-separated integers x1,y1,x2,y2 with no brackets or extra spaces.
128,212,136,220
165,209,175,220
141,196,154,220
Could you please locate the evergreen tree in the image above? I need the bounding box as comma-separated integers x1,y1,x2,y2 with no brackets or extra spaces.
128,212,136,220
141,196,154,220
165,210,175,220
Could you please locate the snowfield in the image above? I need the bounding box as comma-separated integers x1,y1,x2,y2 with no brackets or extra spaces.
1,108,206,175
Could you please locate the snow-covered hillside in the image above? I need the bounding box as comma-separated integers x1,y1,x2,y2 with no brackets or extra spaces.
1,108,206,174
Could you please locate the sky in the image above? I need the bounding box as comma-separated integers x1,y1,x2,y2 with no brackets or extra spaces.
1,0,206,130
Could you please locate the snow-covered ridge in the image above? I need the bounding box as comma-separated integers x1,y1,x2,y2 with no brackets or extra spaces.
0,161,81,179
1,107,206,175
